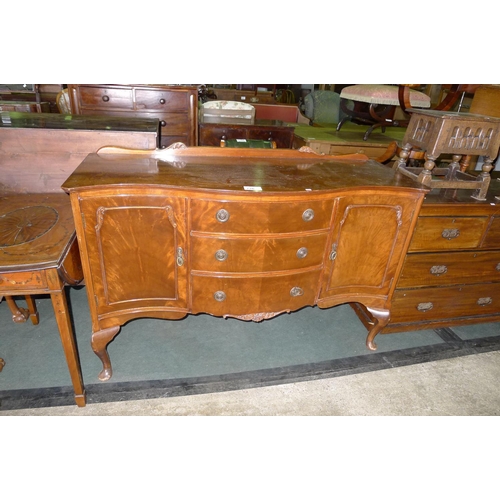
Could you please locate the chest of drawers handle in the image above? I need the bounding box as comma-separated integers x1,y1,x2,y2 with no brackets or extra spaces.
290,287,304,297
160,120,166,127
216,209,230,223
160,99,166,104
102,95,110,102
430,265,448,276
477,297,493,306
215,249,228,262
214,291,226,302
302,209,315,222
417,302,433,312
442,228,460,240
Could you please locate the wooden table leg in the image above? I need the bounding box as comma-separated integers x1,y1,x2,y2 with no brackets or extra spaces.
0,358,4,371
48,270,86,407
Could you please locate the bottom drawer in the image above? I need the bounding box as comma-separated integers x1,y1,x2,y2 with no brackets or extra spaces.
390,283,500,323
190,270,321,318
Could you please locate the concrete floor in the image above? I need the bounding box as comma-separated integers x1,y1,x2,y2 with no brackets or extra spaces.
3,349,500,416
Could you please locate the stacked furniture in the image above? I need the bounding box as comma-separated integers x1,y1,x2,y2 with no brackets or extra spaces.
68,84,198,148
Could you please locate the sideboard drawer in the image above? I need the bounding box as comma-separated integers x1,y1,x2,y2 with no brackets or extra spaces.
190,233,328,272
78,86,134,110
156,113,190,135
390,283,500,323
135,89,188,111
398,250,500,287
190,199,334,234
409,216,489,252
191,270,321,317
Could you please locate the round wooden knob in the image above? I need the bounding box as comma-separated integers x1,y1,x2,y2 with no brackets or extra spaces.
102,95,110,102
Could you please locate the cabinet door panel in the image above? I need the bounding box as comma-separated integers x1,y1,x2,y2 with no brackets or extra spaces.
80,195,187,314
321,193,419,300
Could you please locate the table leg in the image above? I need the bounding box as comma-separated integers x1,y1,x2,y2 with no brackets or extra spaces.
0,358,4,371
47,268,86,407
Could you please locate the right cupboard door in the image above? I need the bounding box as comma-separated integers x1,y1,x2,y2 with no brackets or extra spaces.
319,191,422,307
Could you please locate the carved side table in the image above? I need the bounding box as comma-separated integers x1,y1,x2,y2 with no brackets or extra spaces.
396,109,500,200
0,193,86,406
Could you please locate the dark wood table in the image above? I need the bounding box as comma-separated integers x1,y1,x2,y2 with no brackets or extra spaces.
199,120,296,148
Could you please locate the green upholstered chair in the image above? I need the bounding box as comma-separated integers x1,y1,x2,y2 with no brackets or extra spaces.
303,90,342,126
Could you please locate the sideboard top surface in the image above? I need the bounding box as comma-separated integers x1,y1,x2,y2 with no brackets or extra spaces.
62,152,429,194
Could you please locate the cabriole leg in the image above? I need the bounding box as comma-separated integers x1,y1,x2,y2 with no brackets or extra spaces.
91,326,121,382
365,307,390,351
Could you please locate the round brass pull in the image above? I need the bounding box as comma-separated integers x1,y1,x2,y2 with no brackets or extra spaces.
214,291,226,302
302,209,315,222
296,247,308,259
160,98,166,104
215,249,228,262
102,95,110,102
290,287,304,297
216,209,230,223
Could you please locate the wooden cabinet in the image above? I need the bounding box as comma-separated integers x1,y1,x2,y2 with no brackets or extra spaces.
199,121,295,148
68,84,198,148
62,148,427,381
354,181,500,334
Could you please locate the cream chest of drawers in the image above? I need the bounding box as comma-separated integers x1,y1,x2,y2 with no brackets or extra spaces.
62,148,427,381
355,180,500,334
68,84,198,148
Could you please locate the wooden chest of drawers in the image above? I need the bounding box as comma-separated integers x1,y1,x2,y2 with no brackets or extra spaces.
62,148,427,381
68,84,198,148
354,180,500,333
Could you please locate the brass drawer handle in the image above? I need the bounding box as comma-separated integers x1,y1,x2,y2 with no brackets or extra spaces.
417,302,433,312
296,247,308,259
430,265,448,276
102,95,110,102
477,297,492,306
176,247,185,267
290,287,304,297
215,249,228,262
216,209,230,223
214,291,226,302
442,228,460,240
302,209,315,222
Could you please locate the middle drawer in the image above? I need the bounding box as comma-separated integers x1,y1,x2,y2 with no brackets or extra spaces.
190,233,328,273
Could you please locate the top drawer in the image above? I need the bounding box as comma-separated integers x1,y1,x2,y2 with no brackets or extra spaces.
78,86,134,110
135,89,189,111
190,199,334,234
409,216,489,252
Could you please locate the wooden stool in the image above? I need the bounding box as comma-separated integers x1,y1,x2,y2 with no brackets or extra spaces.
0,193,86,407
396,109,500,201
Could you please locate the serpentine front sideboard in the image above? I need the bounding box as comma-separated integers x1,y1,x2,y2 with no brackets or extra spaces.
61,147,428,381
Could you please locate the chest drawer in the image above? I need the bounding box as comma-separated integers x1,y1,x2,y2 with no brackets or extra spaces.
390,282,500,323
0,270,47,290
190,270,321,317
190,199,334,234
409,216,489,252
78,86,134,110
398,250,500,287
135,89,188,111
482,216,500,249
190,233,328,272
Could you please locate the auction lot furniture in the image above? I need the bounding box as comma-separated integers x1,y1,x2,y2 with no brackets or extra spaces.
68,84,198,148
62,147,428,381
354,178,500,335
0,194,85,406
199,120,295,148
0,111,159,406
396,109,500,201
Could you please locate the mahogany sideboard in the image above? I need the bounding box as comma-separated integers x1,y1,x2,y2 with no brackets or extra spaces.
68,84,198,148
62,147,428,381
354,178,500,334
